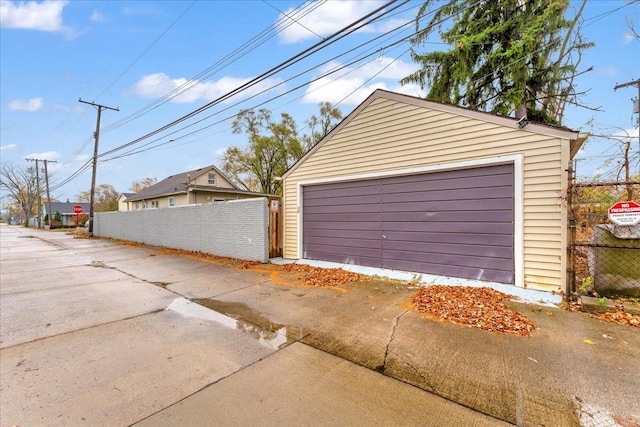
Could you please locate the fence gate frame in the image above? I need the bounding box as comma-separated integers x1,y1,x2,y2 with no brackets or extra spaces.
268,197,283,258
566,162,640,298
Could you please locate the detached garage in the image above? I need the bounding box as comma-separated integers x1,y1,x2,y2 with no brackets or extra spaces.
282,90,587,293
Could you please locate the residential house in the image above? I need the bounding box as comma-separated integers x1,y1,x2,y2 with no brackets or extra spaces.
42,201,90,227
124,165,270,210
117,193,135,211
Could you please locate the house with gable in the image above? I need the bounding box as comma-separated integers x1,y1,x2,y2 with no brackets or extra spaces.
123,165,270,211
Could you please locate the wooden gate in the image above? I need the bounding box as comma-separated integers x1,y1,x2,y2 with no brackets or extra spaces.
268,197,283,258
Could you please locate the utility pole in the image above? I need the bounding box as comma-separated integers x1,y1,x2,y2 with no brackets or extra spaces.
78,99,118,236
26,158,58,228
613,79,640,177
43,160,57,228
25,158,41,228
613,78,640,127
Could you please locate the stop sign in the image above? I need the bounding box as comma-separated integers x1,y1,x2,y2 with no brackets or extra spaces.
72,205,84,214
608,201,640,226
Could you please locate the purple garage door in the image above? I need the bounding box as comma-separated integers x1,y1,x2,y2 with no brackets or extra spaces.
302,163,514,283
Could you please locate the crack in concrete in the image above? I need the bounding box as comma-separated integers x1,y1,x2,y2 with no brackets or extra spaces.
375,308,408,373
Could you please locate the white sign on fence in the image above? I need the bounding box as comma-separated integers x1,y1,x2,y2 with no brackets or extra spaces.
608,201,640,226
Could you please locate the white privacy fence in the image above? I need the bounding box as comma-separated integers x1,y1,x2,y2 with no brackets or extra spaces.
94,198,269,262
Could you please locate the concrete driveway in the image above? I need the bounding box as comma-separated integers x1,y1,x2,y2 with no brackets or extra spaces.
0,224,506,427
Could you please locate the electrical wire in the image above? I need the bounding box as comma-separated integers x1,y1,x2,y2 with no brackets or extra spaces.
97,0,406,159
100,1,327,133
51,0,404,189
93,0,198,102
57,0,625,191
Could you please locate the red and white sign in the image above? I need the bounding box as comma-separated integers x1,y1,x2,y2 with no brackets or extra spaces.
608,201,640,226
72,205,84,214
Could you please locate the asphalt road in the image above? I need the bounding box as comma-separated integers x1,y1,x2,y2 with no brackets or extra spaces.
0,224,508,427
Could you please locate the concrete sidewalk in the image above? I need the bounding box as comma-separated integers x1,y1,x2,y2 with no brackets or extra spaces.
2,225,638,426
182,267,640,426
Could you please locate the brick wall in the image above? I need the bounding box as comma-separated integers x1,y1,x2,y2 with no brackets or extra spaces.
94,198,269,262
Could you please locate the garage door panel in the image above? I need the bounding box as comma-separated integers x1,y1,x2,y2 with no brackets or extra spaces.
382,210,513,223
382,186,513,203
383,259,513,283
304,194,380,207
306,204,382,215
304,212,381,223
383,164,512,184
382,174,512,195
305,221,381,231
304,229,381,240
305,235,381,248
383,221,513,234
304,180,381,199
383,240,513,259
386,231,513,247
304,250,384,268
305,242,382,258
382,198,513,213
383,249,513,271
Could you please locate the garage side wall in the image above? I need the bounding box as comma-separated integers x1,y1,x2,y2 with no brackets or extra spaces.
283,97,569,292
94,198,269,262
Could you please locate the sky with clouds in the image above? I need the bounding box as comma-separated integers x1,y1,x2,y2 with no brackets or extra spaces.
0,0,638,202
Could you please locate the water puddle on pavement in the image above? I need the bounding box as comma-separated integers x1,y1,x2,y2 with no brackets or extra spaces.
165,297,304,350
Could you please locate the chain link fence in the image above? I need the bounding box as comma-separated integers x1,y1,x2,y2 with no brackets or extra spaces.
567,175,640,299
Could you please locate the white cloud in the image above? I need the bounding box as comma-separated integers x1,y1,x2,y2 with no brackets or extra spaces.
24,151,59,161
0,0,70,33
302,57,423,105
213,146,227,163
372,17,410,33
612,127,639,140
54,103,83,113
596,66,619,77
276,0,385,44
131,73,284,104
622,32,636,44
90,10,106,22
72,154,90,162
0,144,17,152
8,97,43,112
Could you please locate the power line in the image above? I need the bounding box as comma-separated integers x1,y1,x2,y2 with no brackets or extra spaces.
103,11,419,159
94,0,198,102
58,0,585,192
262,0,324,40
97,0,406,159
100,1,326,134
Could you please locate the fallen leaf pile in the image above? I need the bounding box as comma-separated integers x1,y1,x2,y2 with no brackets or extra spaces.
411,285,536,337
279,263,361,287
237,260,261,270
594,311,640,328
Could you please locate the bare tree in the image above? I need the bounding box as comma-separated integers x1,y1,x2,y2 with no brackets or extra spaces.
77,184,120,212
0,163,41,226
129,177,158,193
588,128,639,200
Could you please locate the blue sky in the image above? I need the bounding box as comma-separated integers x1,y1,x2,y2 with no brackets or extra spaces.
1,0,638,202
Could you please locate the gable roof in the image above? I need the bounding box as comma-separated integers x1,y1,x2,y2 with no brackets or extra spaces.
126,165,275,201
283,89,588,179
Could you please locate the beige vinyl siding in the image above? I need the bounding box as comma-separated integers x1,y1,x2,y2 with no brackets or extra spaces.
169,194,189,207
284,96,571,292
193,169,235,188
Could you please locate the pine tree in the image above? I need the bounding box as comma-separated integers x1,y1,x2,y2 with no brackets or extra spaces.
401,0,593,125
